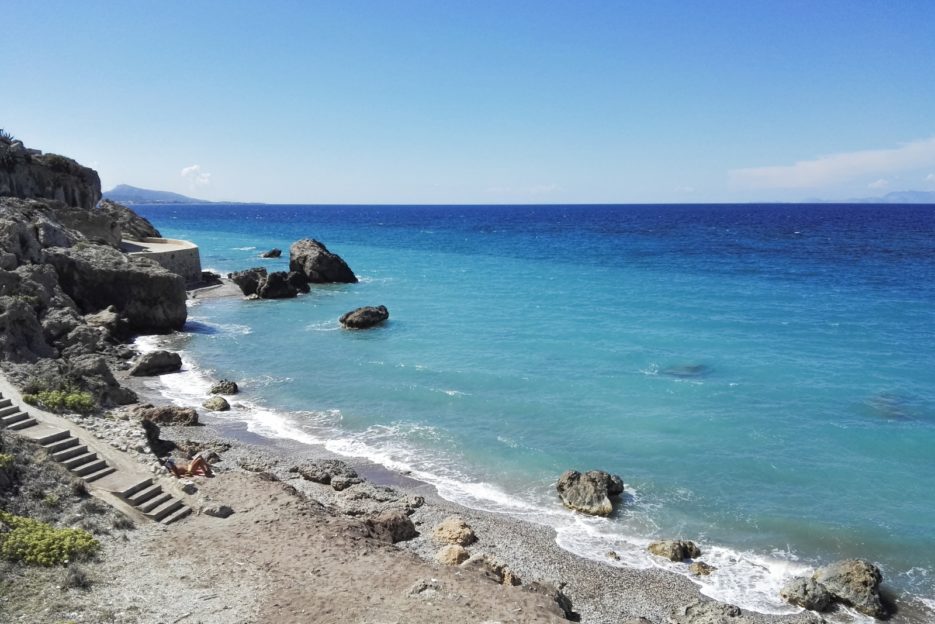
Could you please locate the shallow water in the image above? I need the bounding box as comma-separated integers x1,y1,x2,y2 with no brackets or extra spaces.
135,203,935,614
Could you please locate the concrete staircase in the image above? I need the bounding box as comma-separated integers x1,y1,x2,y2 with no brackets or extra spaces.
0,396,38,430
35,429,117,483
119,478,192,525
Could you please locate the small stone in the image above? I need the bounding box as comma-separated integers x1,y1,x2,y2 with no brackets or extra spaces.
179,480,198,495
607,550,620,561
201,504,234,518
690,561,716,576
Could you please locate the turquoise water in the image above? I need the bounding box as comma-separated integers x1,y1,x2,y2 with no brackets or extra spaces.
136,204,935,615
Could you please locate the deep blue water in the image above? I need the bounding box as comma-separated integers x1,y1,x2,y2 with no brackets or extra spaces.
135,203,935,615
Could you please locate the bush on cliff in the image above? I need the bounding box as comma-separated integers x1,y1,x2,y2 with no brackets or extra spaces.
0,511,99,566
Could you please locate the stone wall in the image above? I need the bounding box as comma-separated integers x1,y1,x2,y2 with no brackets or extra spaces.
123,238,202,284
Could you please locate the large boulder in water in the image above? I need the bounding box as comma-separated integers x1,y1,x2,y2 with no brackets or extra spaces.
289,239,357,283
812,559,886,618
555,469,623,516
228,267,267,297
256,271,297,299
647,540,702,562
129,350,182,376
339,305,388,329
780,576,833,612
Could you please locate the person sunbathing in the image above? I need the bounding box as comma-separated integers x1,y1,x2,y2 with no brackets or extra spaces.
164,456,212,477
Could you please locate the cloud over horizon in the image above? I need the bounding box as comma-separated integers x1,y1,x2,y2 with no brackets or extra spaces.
729,136,935,190
181,164,211,187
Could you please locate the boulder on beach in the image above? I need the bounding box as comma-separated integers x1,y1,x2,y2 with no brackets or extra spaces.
555,469,624,516
780,576,833,612
260,248,282,258
689,561,716,576
202,396,230,411
210,379,239,395
289,239,357,283
135,404,199,426
129,350,182,376
647,539,701,562
812,559,886,618
363,509,418,543
432,516,477,546
339,305,389,329
436,544,470,566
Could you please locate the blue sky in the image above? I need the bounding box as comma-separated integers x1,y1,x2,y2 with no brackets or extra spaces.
4,1,935,203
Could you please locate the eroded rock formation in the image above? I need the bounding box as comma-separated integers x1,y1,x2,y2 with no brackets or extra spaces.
555,469,624,516
289,239,357,283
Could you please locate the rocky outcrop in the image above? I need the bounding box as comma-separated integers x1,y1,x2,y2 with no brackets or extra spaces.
362,509,417,543
289,239,357,283
555,469,623,516
460,553,521,586
256,271,298,299
229,267,267,296
260,248,281,258
129,350,182,376
647,540,701,562
339,305,389,329
229,267,305,299
96,199,161,241
1,138,101,210
432,516,477,546
812,559,886,618
43,245,186,333
780,577,832,612
210,380,239,395
286,270,309,294
135,404,200,426
288,459,363,491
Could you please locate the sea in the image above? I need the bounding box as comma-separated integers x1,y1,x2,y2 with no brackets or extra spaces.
131,203,935,619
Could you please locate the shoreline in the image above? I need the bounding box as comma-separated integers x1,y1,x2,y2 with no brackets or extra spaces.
120,290,930,624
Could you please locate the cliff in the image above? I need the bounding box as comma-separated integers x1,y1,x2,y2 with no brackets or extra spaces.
0,136,101,210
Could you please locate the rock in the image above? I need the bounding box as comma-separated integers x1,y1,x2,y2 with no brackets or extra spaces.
179,480,198,495
140,419,177,456
68,353,137,406
607,551,621,561
136,404,199,426
256,271,298,299
647,540,702,562
201,504,234,518
0,143,101,210
0,295,55,362
690,562,717,576
362,510,418,543
780,576,833,612
555,469,624,516
202,396,230,411
812,559,886,618
84,305,122,333
42,245,187,334
210,380,239,395
669,599,742,624
96,199,161,241
436,544,470,565
407,578,443,599
289,239,357,283
285,270,309,294
459,553,520,586
432,516,477,546
260,248,281,258
339,305,389,329
228,267,268,297
288,459,360,486
522,581,576,620
129,350,182,376
330,475,357,491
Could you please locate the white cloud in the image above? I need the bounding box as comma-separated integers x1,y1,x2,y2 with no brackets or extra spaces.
867,178,889,190
729,136,935,190
926,173,935,182
181,164,212,187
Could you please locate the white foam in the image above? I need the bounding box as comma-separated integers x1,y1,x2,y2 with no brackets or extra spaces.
232,246,256,251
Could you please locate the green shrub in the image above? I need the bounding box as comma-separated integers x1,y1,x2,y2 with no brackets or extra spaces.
23,389,96,414
0,511,99,566
0,453,13,469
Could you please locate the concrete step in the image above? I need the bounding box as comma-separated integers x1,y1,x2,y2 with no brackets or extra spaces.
138,492,173,513
149,497,184,522
52,444,88,462
1,411,29,426
83,466,116,483
162,506,192,525
6,417,37,431
73,459,108,477
44,436,80,453
127,484,163,506
119,478,153,498
36,430,71,445
62,452,98,470
0,398,14,409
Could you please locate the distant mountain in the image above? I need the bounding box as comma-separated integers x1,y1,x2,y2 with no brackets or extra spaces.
103,184,211,204
809,190,935,204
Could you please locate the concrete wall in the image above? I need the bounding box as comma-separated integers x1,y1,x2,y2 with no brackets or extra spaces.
125,238,202,285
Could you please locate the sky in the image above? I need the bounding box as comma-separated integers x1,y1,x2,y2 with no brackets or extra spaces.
3,1,935,204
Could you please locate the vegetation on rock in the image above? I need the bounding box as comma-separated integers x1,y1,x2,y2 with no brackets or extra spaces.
23,387,96,414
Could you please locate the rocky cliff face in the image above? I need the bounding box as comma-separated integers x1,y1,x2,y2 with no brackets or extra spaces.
0,137,101,210
0,139,187,408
